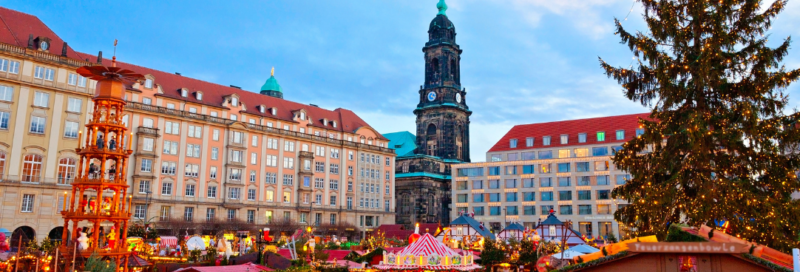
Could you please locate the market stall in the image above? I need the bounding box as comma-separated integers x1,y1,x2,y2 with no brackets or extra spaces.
372,233,482,271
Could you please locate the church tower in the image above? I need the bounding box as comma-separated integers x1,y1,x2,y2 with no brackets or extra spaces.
414,0,471,162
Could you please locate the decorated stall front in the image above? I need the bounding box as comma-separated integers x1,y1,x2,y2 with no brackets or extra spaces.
437,215,495,250
373,233,482,271
496,223,525,241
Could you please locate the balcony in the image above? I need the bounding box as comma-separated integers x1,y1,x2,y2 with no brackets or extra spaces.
137,126,160,137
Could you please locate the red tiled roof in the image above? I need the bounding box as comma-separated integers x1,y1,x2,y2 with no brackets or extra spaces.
488,113,651,152
0,7,387,141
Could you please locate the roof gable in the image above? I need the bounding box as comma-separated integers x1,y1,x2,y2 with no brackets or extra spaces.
449,215,495,240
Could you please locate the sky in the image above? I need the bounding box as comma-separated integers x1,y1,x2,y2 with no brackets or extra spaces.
8,0,800,162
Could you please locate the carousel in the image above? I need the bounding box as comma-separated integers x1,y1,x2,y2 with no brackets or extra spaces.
373,233,482,272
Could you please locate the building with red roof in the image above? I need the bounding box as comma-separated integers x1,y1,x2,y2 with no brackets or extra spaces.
450,113,649,240
0,6,396,242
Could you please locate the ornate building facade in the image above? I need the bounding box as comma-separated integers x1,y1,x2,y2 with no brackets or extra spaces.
0,7,395,243
386,0,471,227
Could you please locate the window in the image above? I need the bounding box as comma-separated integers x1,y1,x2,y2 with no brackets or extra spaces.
266,173,278,184
267,138,278,149
578,176,590,186
140,159,152,172
505,166,517,175
598,204,611,215
558,149,570,158
558,177,571,187
159,206,171,220
161,182,173,195
187,125,202,138
210,167,217,179
329,179,339,190
142,138,154,152
211,148,218,160
538,150,553,159
144,79,153,88
57,158,76,184
540,177,552,187
636,128,645,137
347,181,353,191
597,131,605,141
266,190,274,202
557,163,570,173
283,158,294,169
524,206,536,215
206,208,216,221
163,141,178,155
252,135,258,146
559,190,572,200
474,207,485,215
488,167,500,176
21,194,35,212
227,209,236,221
523,192,535,201
489,193,500,202
183,207,194,221
21,154,43,182
30,116,46,134
139,180,151,194
315,194,322,205
213,130,220,141
0,85,12,101
579,205,592,215
185,184,196,197
488,180,500,189
506,192,518,202
506,206,519,215
63,121,79,138
229,188,241,199
229,169,242,181
67,98,82,113
283,192,291,203
347,196,353,209
314,178,324,189
560,205,573,215
329,195,337,206
541,192,554,201
574,148,589,157
541,164,552,173
248,189,256,200
543,136,551,146
251,153,257,165
523,178,535,188
490,207,501,216
490,154,502,162
616,130,625,140
578,190,591,200
284,141,295,151
472,180,483,189
458,167,484,177
593,147,609,156
612,145,624,154
578,133,587,143
385,157,390,166
134,205,146,219
541,205,555,215
505,179,517,188
186,144,201,158
78,76,86,87
283,174,293,185
521,152,535,160
142,97,152,105
207,186,217,198
247,210,255,223
597,190,610,200
525,137,534,147
616,174,630,185
163,121,179,135
161,161,177,175
560,134,568,144
509,139,517,148
315,162,325,172
34,66,44,79
457,181,468,190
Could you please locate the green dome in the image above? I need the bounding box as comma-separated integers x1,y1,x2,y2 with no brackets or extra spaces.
260,75,282,93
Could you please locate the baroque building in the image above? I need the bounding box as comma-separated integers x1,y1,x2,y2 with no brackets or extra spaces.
386,0,471,227
0,7,395,243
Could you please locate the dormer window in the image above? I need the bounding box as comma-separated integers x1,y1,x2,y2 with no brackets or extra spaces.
196,92,203,100
332,121,337,128
144,79,153,88
300,112,306,120
271,108,277,115
259,106,265,113
231,97,239,106
181,89,188,97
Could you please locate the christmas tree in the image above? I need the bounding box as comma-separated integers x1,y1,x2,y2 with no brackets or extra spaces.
600,0,800,251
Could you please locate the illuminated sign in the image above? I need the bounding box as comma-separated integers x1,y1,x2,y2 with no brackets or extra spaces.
629,242,749,254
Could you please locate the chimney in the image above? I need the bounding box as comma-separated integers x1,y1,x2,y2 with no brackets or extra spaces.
96,51,103,64
27,34,34,49
175,72,181,76
229,85,241,89
310,104,319,107
61,42,68,57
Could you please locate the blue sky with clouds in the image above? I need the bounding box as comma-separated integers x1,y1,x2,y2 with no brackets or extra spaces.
8,0,799,161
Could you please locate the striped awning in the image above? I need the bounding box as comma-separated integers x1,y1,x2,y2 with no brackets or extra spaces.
373,264,482,271
398,233,459,256
160,236,178,248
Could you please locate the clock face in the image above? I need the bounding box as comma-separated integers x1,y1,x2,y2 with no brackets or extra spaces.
456,93,462,103
40,41,49,50
427,91,437,102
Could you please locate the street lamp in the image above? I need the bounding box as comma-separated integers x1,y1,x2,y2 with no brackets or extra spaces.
145,190,152,242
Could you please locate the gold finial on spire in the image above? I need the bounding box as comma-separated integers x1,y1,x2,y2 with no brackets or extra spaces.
271,67,275,77
112,39,118,67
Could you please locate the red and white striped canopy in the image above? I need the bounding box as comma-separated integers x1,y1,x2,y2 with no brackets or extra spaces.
373,264,482,271
160,236,178,248
399,233,459,257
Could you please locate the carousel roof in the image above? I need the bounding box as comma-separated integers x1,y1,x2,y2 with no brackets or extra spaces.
399,233,459,256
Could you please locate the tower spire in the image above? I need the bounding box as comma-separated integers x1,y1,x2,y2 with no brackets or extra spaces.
437,0,447,16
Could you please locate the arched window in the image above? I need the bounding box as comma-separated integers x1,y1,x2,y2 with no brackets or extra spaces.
426,124,437,138
360,136,366,144
426,124,438,156
432,58,440,81
368,138,373,145
0,151,5,180
450,59,456,81
57,158,77,184
22,154,43,182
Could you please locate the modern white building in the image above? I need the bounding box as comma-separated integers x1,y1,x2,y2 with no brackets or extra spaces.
451,113,649,240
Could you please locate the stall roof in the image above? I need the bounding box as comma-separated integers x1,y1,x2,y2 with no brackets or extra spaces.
449,215,495,240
